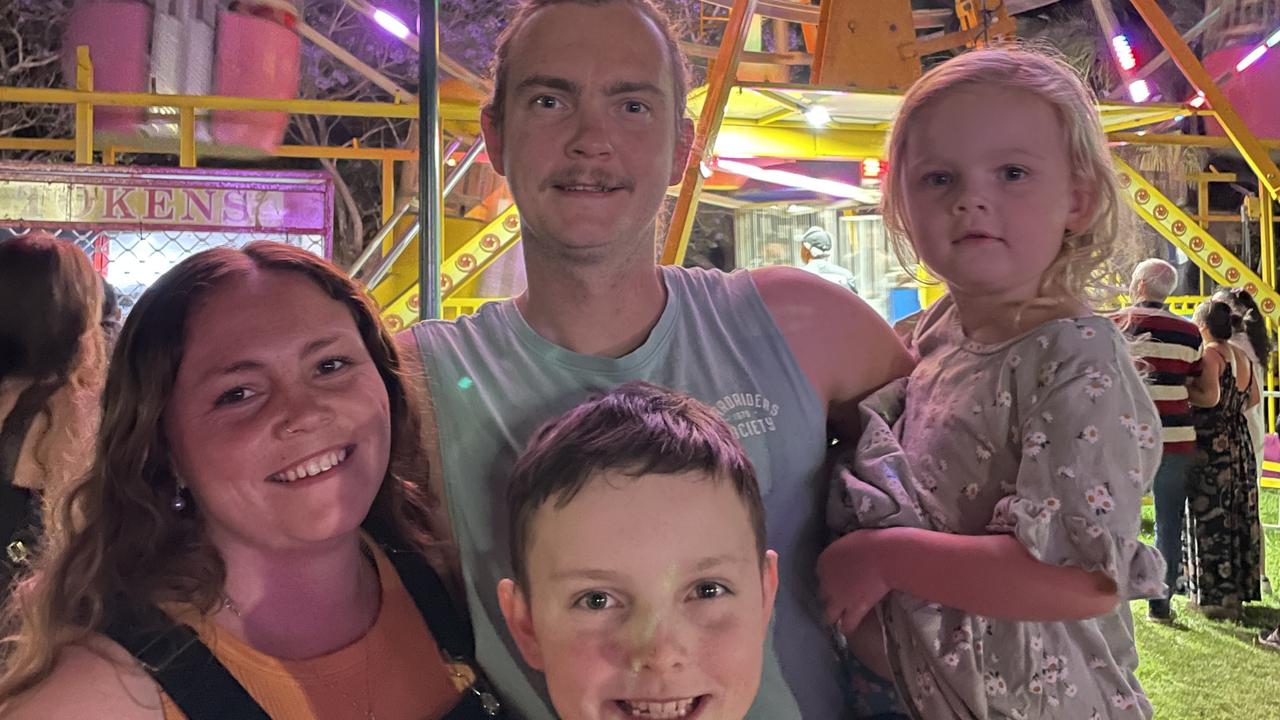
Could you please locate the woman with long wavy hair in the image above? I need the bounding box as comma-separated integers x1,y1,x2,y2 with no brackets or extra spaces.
0,232,105,590
0,242,499,719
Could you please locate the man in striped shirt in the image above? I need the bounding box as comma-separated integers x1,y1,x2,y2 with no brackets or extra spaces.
1112,259,1202,622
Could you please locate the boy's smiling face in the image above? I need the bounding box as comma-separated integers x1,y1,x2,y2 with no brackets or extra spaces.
498,470,778,720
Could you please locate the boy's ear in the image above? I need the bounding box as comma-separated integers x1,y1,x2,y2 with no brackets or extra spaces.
760,549,780,620
497,578,545,670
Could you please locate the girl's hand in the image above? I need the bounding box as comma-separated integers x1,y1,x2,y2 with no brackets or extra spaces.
817,530,891,633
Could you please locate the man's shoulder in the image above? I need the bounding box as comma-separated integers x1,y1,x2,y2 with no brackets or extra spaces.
395,300,522,375
1112,305,1199,338
403,300,514,340
662,264,762,317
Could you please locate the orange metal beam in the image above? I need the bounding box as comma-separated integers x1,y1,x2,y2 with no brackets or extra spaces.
660,0,757,266
1129,0,1280,199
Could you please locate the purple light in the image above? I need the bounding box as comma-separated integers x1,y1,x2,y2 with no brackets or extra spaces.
1236,45,1268,73
373,9,411,40
1111,35,1137,71
715,158,876,202
1128,79,1151,103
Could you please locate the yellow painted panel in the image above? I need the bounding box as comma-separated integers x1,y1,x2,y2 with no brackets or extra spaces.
1115,155,1280,324
377,206,521,331
712,123,887,159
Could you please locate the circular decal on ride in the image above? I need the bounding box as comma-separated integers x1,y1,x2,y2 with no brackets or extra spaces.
441,274,453,294
407,293,420,312
1225,267,1240,283
1189,235,1203,251
1172,220,1187,236
503,214,520,231
1246,283,1258,295
456,253,477,272
1208,251,1222,268
1154,205,1168,220
1118,174,1132,188
384,315,404,332
1264,298,1276,314
480,233,500,252
1135,189,1150,204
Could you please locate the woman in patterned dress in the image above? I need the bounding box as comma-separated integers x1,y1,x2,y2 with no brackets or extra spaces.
1185,300,1263,620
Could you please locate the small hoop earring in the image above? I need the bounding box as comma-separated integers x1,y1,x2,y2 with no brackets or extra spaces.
171,480,188,512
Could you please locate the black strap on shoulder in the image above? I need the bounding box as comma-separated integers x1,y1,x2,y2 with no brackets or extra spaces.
369,527,503,718
106,538,502,719
103,604,269,720
380,545,474,661
0,381,58,567
0,381,59,487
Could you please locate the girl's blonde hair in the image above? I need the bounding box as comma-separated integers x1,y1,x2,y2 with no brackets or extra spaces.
881,45,1132,308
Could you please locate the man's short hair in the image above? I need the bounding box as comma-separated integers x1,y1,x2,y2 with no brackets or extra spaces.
483,0,691,131
1131,258,1178,302
506,381,766,589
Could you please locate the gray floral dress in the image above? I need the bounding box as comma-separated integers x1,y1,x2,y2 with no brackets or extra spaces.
830,297,1166,720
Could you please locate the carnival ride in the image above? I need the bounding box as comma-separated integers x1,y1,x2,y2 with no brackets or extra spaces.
0,0,1278,442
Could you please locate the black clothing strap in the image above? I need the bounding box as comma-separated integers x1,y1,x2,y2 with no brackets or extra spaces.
104,535,502,719
104,604,269,720
0,381,57,575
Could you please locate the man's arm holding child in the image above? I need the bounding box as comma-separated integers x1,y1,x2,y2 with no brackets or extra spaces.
753,266,914,443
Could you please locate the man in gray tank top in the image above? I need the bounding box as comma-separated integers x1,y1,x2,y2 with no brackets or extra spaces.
399,1,912,717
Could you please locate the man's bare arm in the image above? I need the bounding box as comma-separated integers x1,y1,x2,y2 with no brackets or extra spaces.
753,266,914,443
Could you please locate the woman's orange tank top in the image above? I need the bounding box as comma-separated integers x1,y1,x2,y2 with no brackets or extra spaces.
160,541,464,720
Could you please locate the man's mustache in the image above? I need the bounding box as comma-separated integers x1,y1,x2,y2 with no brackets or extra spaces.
540,168,633,191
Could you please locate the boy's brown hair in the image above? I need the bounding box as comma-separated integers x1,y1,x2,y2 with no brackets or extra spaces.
507,381,766,589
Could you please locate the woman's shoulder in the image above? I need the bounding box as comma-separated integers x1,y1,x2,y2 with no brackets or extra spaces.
4,635,162,720
1201,341,1230,364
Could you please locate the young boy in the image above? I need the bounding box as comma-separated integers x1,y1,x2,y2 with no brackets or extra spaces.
497,381,779,720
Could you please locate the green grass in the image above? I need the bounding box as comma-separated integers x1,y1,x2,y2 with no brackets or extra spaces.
1133,489,1280,719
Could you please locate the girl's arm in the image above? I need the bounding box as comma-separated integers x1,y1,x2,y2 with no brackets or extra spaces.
1248,372,1261,409
1187,346,1222,407
818,528,1118,631
820,326,1163,634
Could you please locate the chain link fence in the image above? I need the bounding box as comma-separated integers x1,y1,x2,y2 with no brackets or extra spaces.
0,226,323,315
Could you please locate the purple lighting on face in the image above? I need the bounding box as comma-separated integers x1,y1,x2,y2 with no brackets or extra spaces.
373,9,411,39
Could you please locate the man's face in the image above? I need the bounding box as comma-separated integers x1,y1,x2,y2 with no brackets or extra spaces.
499,470,778,720
482,2,693,264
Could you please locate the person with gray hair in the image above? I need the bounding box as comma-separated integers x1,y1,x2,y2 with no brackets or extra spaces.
799,226,858,294
1111,258,1203,622
1130,258,1179,300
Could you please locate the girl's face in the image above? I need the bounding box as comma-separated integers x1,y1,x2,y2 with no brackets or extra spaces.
899,85,1094,304
163,270,392,554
